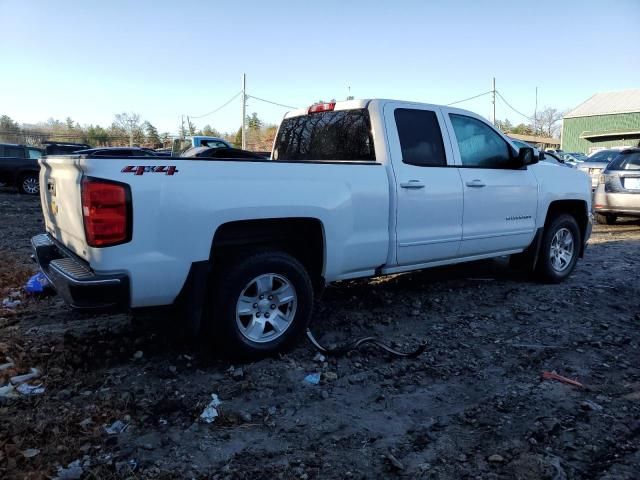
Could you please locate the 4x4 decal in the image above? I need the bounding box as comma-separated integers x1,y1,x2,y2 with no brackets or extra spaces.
121,165,179,176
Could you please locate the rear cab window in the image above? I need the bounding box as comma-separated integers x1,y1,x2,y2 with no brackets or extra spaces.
273,109,375,161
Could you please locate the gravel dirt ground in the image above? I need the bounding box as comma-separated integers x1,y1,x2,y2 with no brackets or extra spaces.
0,188,639,480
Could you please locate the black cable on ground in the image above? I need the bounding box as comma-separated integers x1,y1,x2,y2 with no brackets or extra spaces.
306,328,427,358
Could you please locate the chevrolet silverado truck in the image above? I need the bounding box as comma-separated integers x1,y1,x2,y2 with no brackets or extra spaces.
32,99,592,357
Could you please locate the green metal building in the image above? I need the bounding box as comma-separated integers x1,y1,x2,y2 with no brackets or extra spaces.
562,89,640,154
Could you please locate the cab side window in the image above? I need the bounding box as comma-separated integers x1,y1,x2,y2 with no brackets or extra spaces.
450,114,513,168
395,109,446,167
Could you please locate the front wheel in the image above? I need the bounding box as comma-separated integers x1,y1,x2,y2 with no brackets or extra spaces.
536,214,581,283
18,174,40,195
207,250,314,358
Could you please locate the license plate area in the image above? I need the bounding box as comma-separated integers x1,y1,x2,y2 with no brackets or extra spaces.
623,177,640,190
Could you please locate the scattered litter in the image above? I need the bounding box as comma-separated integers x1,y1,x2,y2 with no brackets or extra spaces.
115,459,138,474
0,359,14,371
200,393,221,423
313,352,326,363
16,383,45,395
580,400,603,412
541,371,584,388
303,373,321,385
133,350,144,360
104,419,129,435
228,366,244,379
56,459,83,480
385,451,405,470
488,454,505,463
323,371,338,382
2,298,21,309
0,384,18,398
22,448,40,458
25,272,51,293
10,367,41,385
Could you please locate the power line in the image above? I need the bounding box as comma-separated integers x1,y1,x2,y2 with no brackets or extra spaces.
446,90,492,106
495,91,535,121
188,91,242,119
247,95,297,110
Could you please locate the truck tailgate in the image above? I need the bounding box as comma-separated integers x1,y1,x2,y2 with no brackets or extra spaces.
39,156,88,259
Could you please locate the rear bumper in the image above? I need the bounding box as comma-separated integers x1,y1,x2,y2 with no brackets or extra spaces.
31,233,129,309
594,191,640,216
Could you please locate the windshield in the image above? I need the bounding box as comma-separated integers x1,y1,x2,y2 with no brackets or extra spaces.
589,150,618,163
273,109,376,161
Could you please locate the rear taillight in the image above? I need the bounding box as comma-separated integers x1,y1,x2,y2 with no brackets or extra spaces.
308,102,336,114
81,177,131,247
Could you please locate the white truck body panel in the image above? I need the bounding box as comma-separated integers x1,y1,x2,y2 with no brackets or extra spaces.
38,98,592,309
41,158,390,306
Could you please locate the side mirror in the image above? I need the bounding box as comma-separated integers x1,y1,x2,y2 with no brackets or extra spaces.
538,150,546,160
517,147,538,167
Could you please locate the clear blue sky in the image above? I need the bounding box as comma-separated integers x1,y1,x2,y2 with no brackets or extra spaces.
1,0,639,134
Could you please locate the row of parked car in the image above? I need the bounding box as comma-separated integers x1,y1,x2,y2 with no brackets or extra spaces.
512,142,640,224
0,137,269,195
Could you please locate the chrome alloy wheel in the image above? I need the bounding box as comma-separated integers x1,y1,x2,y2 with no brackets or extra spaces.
22,177,40,194
550,227,574,272
235,273,297,343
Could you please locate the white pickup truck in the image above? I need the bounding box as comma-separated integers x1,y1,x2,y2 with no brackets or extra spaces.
33,99,592,357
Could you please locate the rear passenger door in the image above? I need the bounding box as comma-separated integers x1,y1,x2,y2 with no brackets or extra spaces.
384,103,463,265
442,110,538,257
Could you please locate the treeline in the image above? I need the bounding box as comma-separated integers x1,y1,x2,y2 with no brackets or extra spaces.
0,112,278,151
495,108,564,138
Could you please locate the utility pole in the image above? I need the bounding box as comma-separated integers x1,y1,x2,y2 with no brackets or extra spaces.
241,73,247,150
491,77,496,125
534,86,538,138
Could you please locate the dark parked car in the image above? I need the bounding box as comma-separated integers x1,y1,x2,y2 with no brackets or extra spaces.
594,148,640,224
0,143,43,194
42,141,91,155
180,146,268,159
74,147,160,157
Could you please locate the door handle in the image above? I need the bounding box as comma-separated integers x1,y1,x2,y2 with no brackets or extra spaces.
400,180,425,189
465,179,486,188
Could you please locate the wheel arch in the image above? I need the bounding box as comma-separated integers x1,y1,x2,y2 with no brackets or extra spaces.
210,217,326,290
543,199,589,257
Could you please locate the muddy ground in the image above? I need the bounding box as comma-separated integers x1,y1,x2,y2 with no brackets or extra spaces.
0,188,638,479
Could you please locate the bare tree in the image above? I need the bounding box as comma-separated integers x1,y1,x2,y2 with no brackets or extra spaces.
113,112,142,146
535,108,563,138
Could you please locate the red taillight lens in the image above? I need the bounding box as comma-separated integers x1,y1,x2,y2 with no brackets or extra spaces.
81,178,131,247
308,102,336,114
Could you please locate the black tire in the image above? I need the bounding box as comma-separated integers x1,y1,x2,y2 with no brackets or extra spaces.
595,213,617,225
207,250,313,359
535,214,581,283
18,174,40,195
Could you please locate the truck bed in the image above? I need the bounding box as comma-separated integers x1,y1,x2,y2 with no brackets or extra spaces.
39,155,391,307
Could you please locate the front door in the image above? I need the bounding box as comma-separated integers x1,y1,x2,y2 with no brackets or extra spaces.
443,111,538,257
385,103,464,265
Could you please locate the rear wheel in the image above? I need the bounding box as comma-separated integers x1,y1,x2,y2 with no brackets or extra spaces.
595,213,617,225
536,214,581,283
18,174,40,195
207,250,313,358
